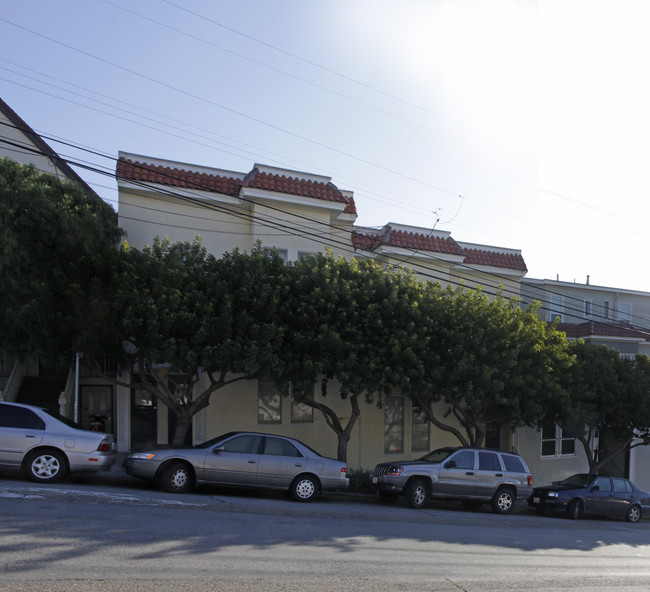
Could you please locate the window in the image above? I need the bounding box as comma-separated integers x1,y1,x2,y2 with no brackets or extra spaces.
593,476,611,492
502,454,526,473
603,301,610,319
411,408,430,452
617,302,631,323
541,423,575,457
263,247,288,261
612,478,629,493
0,404,45,430
478,451,501,471
220,434,262,454
257,376,282,424
384,396,404,453
291,398,313,423
550,295,563,322
297,251,317,260
450,450,475,470
263,437,303,457
584,299,592,317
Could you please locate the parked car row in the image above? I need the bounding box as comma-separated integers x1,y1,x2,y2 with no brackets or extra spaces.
2,402,649,521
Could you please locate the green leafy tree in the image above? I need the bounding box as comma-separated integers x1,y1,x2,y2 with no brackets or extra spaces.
554,342,650,473
0,158,122,365
276,252,425,462
85,239,288,446
409,286,571,447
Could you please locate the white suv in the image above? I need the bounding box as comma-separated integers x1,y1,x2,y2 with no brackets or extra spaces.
371,446,532,514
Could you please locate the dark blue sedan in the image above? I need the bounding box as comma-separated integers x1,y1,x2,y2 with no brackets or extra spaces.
527,473,650,522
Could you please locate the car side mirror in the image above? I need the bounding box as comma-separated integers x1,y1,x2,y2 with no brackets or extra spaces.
444,461,457,469
213,446,224,454
591,485,600,492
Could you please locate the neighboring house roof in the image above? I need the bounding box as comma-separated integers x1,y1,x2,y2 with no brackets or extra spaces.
353,224,528,273
116,155,357,215
558,321,650,342
0,97,98,197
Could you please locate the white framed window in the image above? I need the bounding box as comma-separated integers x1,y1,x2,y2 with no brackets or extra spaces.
384,396,404,454
411,408,430,452
603,301,610,319
257,375,282,424
617,302,631,323
584,299,592,317
297,251,317,261
541,423,575,457
549,295,563,322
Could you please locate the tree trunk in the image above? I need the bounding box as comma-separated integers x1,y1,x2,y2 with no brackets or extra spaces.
170,417,193,447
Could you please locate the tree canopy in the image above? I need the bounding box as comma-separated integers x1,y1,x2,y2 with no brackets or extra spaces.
0,158,122,366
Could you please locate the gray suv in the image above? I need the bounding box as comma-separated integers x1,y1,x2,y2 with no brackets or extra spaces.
371,446,532,514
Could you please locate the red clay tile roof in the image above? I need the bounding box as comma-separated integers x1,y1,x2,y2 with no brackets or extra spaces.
116,158,357,214
352,226,527,272
558,321,650,341
462,247,528,272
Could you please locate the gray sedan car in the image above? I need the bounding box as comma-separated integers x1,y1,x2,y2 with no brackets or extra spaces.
0,401,117,482
125,431,349,502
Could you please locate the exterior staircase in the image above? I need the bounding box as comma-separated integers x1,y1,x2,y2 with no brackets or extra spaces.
15,376,67,412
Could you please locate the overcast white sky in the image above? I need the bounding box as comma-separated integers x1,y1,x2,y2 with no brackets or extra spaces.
2,0,649,290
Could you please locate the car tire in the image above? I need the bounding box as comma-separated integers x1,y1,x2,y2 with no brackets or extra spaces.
625,504,642,523
160,462,193,493
290,475,318,502
567,499,583,520
491,487,516,514
25,449,67,483
379,491,399,504
405,478,428,509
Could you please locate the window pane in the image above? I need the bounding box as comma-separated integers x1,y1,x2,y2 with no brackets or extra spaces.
502,454,525,473
451,451,475,470
258,377,282,424
291,399,313,423
560,437,575,455
263,437,302,457
479,451,500,471
384,396,404,453
411,409,429,452
221,435,262,454
541,440,556,457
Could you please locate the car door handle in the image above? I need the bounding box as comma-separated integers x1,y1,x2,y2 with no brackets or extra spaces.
25,434,37,438
465,472,474,475
247,459,256,464
495,473,503,477
295,463,304,468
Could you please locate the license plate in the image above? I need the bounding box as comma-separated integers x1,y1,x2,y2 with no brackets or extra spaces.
372,476,378,484
533,497,540,504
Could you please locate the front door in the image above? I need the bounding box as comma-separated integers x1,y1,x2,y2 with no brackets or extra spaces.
80,385,113,432
202,434,263,486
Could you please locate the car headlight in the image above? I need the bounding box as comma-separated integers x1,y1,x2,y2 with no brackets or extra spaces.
386,466,404,476
129,452,156,460
547,491,559,498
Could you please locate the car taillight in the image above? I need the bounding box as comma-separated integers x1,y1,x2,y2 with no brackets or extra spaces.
341,467,347,474
97,438,112,452
527,475,533,487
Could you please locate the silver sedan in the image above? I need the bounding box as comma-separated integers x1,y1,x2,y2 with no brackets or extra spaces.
125,431,349,502
0,401,117,482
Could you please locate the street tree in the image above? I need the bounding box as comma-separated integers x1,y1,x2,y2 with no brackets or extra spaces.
84,239,288,446
276,252,426,462
0,158,122,366
555,341,650,473
409,285,571,447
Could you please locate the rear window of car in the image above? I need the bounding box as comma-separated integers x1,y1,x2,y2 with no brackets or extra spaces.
501,454,526,473
0,404,45,430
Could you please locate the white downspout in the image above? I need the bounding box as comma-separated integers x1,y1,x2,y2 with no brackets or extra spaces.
74,352,82,423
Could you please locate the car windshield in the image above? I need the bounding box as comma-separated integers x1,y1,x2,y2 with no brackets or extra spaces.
418,448,455,463
557,474,595,488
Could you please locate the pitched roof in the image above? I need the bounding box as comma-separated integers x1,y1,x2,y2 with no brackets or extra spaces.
558,321,650,341
352,225,527,272
116,156,357,214
0,97,98,197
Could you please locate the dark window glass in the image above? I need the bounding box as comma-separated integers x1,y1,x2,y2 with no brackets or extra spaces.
220,435,262,454
263,437,303,457
451,450,475,470
612,478,628,493
501,454,526,473
478,451,501,471
593,477,611,492
0,405,45,430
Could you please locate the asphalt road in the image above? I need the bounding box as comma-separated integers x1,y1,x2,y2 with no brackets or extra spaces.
1,468,649,592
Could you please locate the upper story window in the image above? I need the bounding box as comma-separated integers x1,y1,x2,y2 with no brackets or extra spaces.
584,299,592,317
617,302,631,323
549,295,563,322
263,247,288,261
603,301,610,319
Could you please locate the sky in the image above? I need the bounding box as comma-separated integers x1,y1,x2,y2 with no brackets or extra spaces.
2,0,650,291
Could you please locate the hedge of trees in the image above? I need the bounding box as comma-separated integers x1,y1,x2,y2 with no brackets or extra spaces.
3,158,650,468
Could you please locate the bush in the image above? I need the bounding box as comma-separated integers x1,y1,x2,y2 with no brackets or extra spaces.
347,468,373,493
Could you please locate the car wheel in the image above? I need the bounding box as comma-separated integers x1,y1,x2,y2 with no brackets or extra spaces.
379,491,399,504
405,478,428,509
25,449,67,483
625,504,642,523
491,487,515,514
567,499,583,520
290,475,318,502
160,462,193,493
